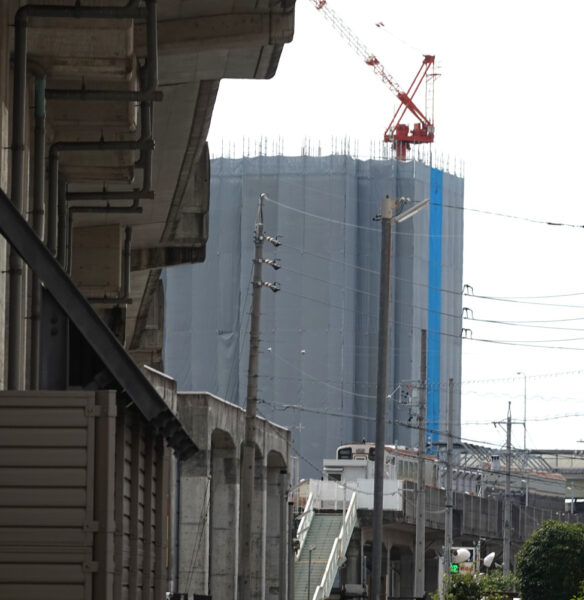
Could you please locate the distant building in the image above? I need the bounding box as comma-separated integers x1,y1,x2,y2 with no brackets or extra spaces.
164,153,464,477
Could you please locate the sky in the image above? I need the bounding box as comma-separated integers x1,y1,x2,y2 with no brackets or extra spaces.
207,1,584,453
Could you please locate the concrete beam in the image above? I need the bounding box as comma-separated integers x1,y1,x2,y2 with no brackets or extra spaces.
131,246,205,271
135,13,294,56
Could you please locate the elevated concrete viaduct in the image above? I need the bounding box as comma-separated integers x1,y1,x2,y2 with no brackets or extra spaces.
0,2,296,598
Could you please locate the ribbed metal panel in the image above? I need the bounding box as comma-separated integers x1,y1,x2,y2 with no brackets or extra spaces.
0,391,98,600
0,391,169,600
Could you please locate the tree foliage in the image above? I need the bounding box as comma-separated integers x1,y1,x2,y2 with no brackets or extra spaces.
444,573,481,600
516,520,584,600
478,569,518,600
434,571,517,600
570,581,584,600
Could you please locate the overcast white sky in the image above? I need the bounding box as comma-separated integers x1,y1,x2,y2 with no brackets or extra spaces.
207,0,584,453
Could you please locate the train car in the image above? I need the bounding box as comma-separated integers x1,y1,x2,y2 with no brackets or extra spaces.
331,442,440,487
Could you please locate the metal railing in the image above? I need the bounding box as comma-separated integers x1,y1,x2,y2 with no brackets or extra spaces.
295,492,315,559
312,491,357,600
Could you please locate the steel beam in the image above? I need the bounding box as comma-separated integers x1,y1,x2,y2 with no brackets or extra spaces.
0,187,197,460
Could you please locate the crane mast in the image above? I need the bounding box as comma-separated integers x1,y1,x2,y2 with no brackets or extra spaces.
309,0,436,160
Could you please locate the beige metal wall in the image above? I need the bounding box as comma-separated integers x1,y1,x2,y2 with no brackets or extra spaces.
0,390,168,600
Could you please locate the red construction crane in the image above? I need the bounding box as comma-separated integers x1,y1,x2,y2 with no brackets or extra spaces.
309,0,436,160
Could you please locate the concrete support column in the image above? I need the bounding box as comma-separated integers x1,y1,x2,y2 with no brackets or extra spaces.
251,458,267,599
389,547,399,598
265,466,285,598
210,447,239,599
401,549,414,598
345,533,361,587
179,449,211,595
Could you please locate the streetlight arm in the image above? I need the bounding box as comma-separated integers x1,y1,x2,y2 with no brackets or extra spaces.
394,198,430,224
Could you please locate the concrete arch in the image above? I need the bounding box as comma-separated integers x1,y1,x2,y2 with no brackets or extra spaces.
172,391,291,597
212,427,236,450
267,448,287,468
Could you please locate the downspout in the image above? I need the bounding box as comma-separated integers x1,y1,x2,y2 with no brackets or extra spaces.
30,71,46,390
57,176,67,267
47,149,59,256
7,4,29,389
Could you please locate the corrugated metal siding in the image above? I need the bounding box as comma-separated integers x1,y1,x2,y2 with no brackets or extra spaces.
0,392,170,600
113,405,167,600
0,392,97,600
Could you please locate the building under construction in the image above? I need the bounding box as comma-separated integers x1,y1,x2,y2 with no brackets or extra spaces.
164,152,465,477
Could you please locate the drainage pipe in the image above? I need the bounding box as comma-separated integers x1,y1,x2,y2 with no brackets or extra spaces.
44,0,161,103
7,0,29,389
49,136,154,262
47,150,59,256
67,190,155,202
66,65,155,205
57,176,68,268
69,204,143,215
8,0,155,389
30,73,46,390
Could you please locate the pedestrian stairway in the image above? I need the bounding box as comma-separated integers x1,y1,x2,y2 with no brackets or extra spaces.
294,513,344,600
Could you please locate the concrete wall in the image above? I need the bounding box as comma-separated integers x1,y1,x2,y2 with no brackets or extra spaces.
163,154,465,478
169,391,291,599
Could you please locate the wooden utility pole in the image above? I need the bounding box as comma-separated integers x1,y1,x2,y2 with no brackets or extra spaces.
414,329,427,598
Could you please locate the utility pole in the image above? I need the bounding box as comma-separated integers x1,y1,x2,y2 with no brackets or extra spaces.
414,329,427,599
371,195,393,600
371,196,394,600
371,195,429,600
239,193,280,600
443,378,454,593
503,402,512,574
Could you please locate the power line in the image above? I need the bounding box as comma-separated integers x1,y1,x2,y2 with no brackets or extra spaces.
465,292,584,310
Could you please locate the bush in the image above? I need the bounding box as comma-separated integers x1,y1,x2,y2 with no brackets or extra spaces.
478,570,518,600
516,520,584,600
440,573,481,600
432,570,517,600
571,581,584,600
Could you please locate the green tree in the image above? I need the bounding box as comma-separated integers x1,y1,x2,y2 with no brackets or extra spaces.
478,570,518,600
516,520,584,600
432,570,518,600
438,573,481,600
571,581,584,600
